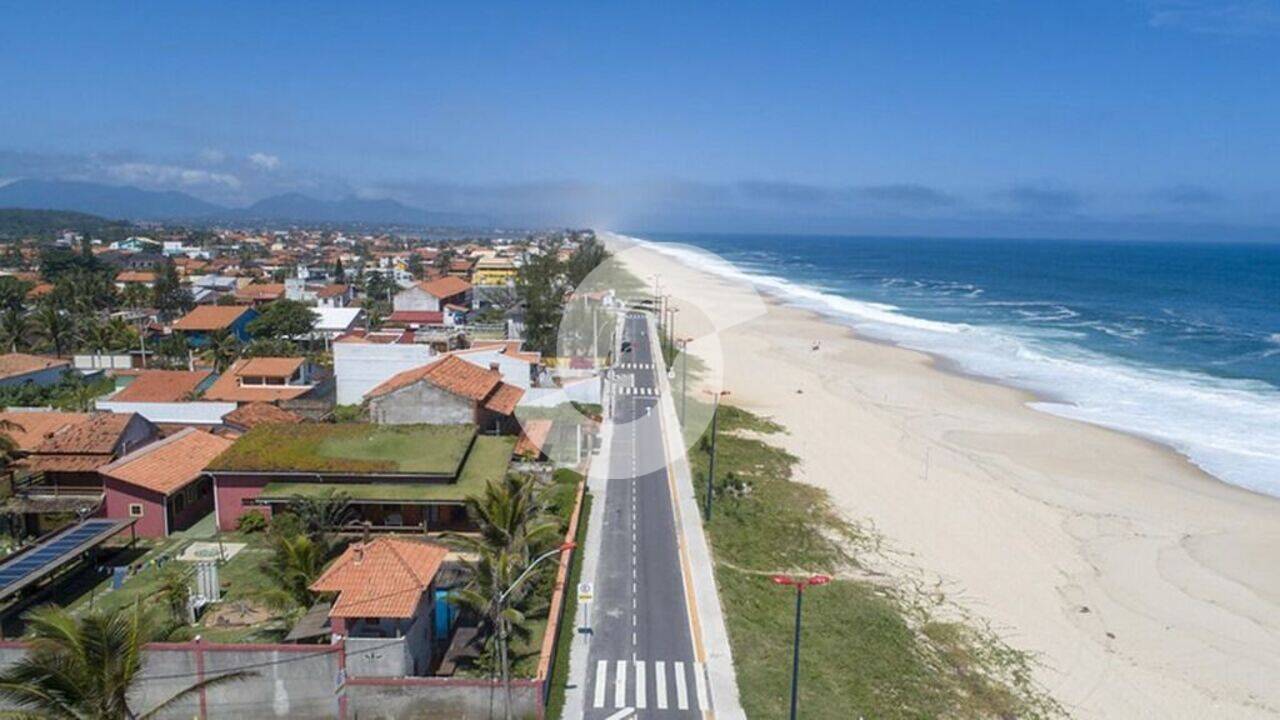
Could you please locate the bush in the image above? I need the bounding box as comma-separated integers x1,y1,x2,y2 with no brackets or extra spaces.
236,512,268,534
267,511,304,540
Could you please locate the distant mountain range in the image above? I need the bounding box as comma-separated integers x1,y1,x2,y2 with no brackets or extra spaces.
0,179,470,227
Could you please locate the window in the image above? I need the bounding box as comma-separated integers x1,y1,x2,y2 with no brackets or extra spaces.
128,504,144,517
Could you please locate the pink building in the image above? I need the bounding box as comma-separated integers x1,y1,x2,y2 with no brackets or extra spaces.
100,428,234,538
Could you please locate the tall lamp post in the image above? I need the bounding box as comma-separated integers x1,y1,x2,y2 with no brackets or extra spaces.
676,338,691,424
495,541,577,720
772,574,833,720
703,389,731,520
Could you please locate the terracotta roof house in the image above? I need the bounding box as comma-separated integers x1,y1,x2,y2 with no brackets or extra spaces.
0,353,71,389
206,423,516,534
0,411,92,453
114,271,156,288
202,357,325,405
232,282,285,305
221,402,303,433
172,305,259,345
308,536,450,675
109,369,213,402
100,428,233,538
364,355,523,432
391,276,473,316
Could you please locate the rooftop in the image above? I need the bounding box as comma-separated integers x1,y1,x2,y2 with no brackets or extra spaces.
416,275,472,299
172,305,254,332
0,353,70,381
33,412,147,456
310,537,448,619
221,402,303,431
0,411,91,451
110,370,211,402
207,423,479,476
366,354,497,402
100,428,233,496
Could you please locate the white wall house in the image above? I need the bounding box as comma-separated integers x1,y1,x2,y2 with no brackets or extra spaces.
333,334,436,405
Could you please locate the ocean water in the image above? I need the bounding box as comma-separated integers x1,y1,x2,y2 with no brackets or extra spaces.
632,233,1280,497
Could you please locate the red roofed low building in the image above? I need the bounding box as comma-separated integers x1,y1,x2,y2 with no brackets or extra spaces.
202,357,326,407
172,305,259,345
109,369,213,402
392,276,473,315
221,401,303,434
0,353,71,389
309,537,449,674
364,355,523,432
100,428,233,537
232,282,285,305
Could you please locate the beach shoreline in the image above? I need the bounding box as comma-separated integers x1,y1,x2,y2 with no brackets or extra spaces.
607,234,1280,719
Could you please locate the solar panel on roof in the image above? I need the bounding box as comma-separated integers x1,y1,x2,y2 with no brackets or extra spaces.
0,519,134,599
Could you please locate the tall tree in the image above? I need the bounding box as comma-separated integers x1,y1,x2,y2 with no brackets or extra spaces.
0,306,28,353
151,260,193,321
258,533,325,612
247,299,318,341
0,603,249,719
332,256,344,281
30,301,76,357
515,248,567,356
203,329,242,372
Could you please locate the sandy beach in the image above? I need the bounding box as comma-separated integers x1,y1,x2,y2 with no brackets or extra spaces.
610,236,1280,719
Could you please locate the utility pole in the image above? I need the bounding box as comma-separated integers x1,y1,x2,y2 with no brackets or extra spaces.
772,574,833,720
677,338,689,424
703,389,730,520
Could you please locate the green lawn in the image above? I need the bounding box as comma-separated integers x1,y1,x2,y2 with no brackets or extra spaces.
690,405,1061,720
209,423,477,475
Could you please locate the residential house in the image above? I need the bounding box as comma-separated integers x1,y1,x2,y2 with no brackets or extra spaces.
311,308,365,347
207,423,516,533
391,277,473,317
309,537,450,676
233,283,285,305
0,353,71,389
221,401,303,434
109,369,213,403
364,355,523,433
471,257,517,286
172,305,259,346
113,271,156,290
100,428,233,538
202,357,326,408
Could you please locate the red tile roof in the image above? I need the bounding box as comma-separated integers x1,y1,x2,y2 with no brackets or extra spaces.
111,370,211,402
515,419,552,458
385,311,443,325
0,353,70,381
237,357,304,379
310,537,448,619
315,284,348,298
416,276,472,299
366,354,498,401
100,428,233,496
0,411,91,451
115,271,156,284
222,402,303,430
484,383,524,415
233,283,285,300
173,305,254,332
34,412,148,455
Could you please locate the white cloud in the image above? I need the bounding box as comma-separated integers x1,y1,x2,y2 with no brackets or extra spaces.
249,152,281,171
106,162,242,190
1147,0,1280,36
199,148,227,164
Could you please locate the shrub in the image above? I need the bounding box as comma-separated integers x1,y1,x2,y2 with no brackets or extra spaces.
236,512,268,534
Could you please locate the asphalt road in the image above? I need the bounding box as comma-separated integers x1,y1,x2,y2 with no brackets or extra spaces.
583,312,710,718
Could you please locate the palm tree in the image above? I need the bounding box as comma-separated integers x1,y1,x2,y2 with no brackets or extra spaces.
258,533,325,613
29,301,76,358
203,329,241,373
0,415,25,476
0,306,28,353
0,603,249,719
286,490,354,546
120,283,151,311
460,474,561,562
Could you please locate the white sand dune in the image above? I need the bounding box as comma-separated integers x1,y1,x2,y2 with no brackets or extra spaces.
611,237,1280,719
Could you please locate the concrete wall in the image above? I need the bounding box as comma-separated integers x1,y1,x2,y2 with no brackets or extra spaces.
333,340,434,405
392,285,442,313
368,381,474,425
97,400,236,426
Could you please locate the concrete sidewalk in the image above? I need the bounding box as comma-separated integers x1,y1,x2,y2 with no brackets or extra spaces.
647,315,746,720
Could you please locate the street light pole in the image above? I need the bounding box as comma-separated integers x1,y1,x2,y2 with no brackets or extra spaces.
495,541,577,720
676,338,690,424
703,390,730,520
772,574,832,720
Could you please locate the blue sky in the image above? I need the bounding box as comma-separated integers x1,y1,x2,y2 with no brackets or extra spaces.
1,1,1279,238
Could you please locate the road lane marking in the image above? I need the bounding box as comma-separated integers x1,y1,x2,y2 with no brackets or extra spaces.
634,660,647,709
674,660,689,710
603,709,635,720
615,660,626,708
594,660,608,708
655,660,668,709
694,661,710,710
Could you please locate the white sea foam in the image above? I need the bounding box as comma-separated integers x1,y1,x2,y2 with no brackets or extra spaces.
627,234,1280,498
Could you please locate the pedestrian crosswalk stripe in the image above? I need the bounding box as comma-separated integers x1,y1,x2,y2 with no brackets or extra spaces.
615,385,658,396
673,661,689,710
589,659,708,711
614,660,626,708
654,660,668,709
634,660,646,709
694,662,709,711
594,660,608,709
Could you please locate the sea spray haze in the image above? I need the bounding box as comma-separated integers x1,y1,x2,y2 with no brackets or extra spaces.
633,233,1280,497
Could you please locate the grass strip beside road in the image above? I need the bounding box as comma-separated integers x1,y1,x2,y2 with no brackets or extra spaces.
689,404,1062,720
